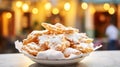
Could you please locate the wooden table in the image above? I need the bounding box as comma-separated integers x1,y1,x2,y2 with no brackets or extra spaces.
0,51,120,67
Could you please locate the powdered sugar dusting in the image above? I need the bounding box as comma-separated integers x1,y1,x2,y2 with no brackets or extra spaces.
15,23,102,60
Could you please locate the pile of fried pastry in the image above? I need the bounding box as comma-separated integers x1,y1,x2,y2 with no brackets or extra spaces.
15,23,95,59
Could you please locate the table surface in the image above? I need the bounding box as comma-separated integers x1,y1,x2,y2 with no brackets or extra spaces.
0,51,120,67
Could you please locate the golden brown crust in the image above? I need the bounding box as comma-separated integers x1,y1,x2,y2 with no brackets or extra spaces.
23,36,39,45
39,42,50,51
22,46,38,56
80,48,93,53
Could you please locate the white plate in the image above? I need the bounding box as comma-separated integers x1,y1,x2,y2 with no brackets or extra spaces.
15,41,102,65
23,52,88,65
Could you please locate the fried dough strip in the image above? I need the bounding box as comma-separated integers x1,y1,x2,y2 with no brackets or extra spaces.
41,23,79,34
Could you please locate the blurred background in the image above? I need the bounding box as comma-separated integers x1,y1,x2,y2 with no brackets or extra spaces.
0,0,120,53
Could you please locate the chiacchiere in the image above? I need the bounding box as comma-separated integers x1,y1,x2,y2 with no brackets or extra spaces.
15,23,95,59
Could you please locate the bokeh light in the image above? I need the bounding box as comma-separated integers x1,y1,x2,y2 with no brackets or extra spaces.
32,8,38,14
81,2,88,10
22,3,29,12
6,12,12,19
45,2,52,10
64,2,71,11
16,1,22,8
52,8,59,15
103,3,110,10
108,7,115,15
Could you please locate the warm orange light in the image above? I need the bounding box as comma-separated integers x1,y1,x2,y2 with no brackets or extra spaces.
64,2,71,11
6,12,12,19
90,6,96,14
16,1,22,8
32,8,38,14
103,3,110,10
52,8,59,15
81,2,88,10
108,7,115,15
45,2,52,10
22,3,29,12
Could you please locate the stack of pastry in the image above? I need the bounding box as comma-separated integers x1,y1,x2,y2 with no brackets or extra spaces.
15,23,96,59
